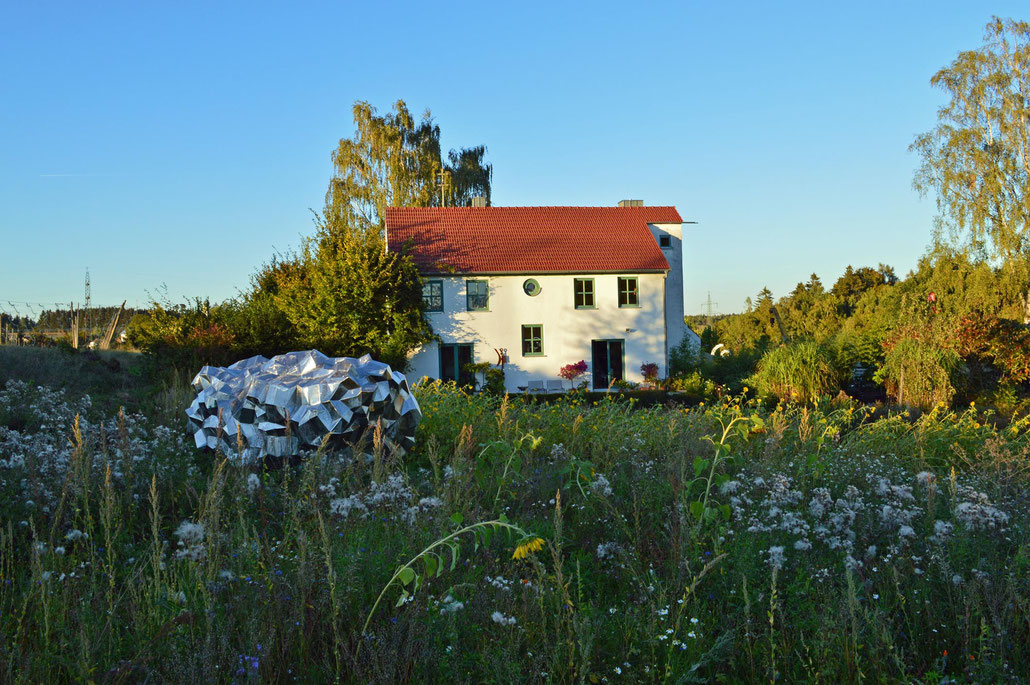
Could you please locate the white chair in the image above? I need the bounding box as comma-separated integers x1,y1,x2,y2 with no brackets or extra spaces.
545,379,565,393
527,380,546,392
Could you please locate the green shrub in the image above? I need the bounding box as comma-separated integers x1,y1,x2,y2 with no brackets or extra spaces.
750,340,843,403
875,336,966,409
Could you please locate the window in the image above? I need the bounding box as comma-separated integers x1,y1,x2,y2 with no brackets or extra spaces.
521,324,543,356
659,235,672,248
466,280,489,311
618,277,639,307
574,278,595,309
422,280,443,312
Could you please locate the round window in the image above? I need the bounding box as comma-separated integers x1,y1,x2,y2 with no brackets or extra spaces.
523,278,541,297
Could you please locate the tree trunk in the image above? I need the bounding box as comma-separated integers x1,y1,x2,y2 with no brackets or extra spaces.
1023,284,1030,325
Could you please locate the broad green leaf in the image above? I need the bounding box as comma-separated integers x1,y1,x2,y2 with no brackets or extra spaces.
398,567,415,586
395,589,409,607
450,512,464,526
424,555,438,578
690,500,705,520
693,458,710,477
719,504,732,521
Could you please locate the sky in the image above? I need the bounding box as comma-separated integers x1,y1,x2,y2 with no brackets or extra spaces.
1,1,1026,318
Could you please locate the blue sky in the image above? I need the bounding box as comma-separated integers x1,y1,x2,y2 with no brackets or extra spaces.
1,1,1026,317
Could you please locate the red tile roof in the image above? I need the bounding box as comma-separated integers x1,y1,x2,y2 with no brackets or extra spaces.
385,206,680,274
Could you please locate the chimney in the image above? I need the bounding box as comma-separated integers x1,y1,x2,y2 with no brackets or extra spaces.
471,196,488,208
618,199,644,207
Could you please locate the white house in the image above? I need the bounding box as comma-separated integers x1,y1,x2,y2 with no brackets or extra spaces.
385,202,699,392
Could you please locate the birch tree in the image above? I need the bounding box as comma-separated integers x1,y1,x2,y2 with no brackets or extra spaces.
325,100,493,230
911,17,1030,320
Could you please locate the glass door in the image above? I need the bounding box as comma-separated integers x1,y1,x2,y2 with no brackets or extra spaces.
591,339,624,389
440,343,475,387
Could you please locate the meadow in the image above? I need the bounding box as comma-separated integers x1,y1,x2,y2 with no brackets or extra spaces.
1,346,1029,683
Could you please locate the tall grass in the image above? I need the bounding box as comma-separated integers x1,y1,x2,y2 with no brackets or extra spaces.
0,366,1027,682
749,340,842,403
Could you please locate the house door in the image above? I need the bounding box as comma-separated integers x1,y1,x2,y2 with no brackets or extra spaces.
591,340,624,390
440,344,475,387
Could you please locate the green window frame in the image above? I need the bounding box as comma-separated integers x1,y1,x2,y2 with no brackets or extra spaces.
521,324,543,356
618,277,639,308
574,278,595,309
422,280,443,312
466,279,489,311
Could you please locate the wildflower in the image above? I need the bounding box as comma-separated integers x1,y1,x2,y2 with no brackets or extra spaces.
491,611,516,626
932,520,954,542
246,473,261,495
766,546,786,571
174,520,206,562
440,595,465,614
590,474,614,497
719,480,741,495
512,537,545,560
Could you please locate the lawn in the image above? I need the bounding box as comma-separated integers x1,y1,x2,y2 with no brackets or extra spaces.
1,346,1028,682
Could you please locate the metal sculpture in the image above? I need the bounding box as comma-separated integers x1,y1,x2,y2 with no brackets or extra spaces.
186,350,421,463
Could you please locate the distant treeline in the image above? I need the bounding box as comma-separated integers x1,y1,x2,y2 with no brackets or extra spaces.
679,249,1029,410
1,306,144,332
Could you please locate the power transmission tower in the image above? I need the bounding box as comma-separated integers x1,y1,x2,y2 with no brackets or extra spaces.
700,291,719,327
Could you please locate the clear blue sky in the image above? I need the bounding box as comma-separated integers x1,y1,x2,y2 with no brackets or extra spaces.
1,1,1026,317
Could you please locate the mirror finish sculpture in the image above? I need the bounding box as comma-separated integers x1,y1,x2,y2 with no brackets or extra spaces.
186,350,420,463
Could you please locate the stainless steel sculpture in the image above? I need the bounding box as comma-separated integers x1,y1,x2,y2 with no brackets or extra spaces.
186,350,421,463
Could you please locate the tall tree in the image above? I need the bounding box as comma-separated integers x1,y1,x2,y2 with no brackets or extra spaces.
911,18,1030,320
271,213,434,369
325,100,493,230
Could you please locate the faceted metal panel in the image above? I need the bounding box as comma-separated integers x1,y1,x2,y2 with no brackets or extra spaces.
186,350,421,464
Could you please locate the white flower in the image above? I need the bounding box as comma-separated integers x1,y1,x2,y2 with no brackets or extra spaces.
491,611,516,626
247,473,261,495
174,521,205,547
440,595,465,614
590,474,613,497
329,495,367,519
932,520,954,542
766,546,786,571
719,480,741,495
174,520,206,562
898,525,915,538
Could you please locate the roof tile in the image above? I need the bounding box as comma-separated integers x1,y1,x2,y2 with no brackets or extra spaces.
385,206,680,274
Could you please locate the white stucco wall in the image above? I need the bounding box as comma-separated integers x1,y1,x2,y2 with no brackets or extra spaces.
407,273,671,391
648,222,700,357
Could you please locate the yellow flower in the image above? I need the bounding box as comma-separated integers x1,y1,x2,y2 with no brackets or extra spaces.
512,537,545,560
